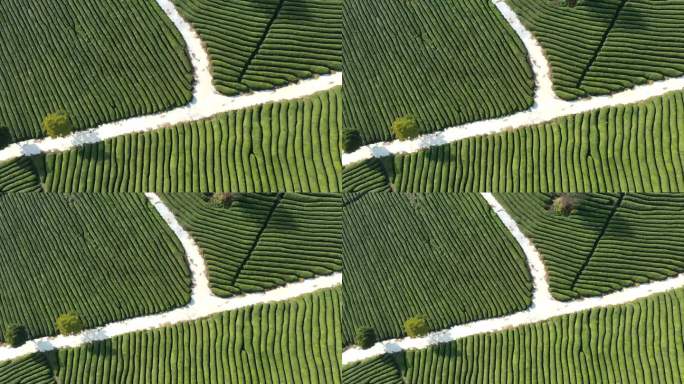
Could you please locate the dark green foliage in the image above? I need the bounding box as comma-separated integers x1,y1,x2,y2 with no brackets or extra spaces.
0,194,191,339
344,0,534,144
390,115,419,141
161,193,341,297
29,88,341,192
173,0,341,96
342,355,404,384
354,327,377,349
0,0,192,142
0,127,11,150
403,315,429,338
42,112,73,138
0,158,42,192
56,289,342,383
55,312,84,336
342,129,363,152
509,0,684,99
344,90,684,192
497,193,684,300
342,193,532,344
0,355,54,384
3,324,28,347
377,288,684,383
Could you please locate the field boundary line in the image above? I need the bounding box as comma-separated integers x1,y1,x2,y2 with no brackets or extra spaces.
0,0,341,164
0,194,342,363
342,196,684,365
341,0,684,166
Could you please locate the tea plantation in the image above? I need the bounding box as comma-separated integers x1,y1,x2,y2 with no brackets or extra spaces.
0,193,191,341
173,0,342,96
342,193,533,344
160,193,342,297
0,0,193,142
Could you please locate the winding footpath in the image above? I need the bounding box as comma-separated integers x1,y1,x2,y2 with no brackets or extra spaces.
342,193,684,365
0,0,341,164
0,194,342,363
342,0,684,166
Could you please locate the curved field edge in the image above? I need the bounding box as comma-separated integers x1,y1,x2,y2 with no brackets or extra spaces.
0,193,192,341
0,87,342,193
343,286,684,383
0,0,193,143
344,0,534,144
159,193,342,298
343,89,684,192
172,0,342,97
342,193,533,345
0,288,342,384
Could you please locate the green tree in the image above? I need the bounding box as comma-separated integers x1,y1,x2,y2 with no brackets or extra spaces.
207,193,236,208
3,324,28,347
354,326,377,349
42,111,73,138
549,193,583,216
391,115,419,140
55,312,84,335
404,315,429,337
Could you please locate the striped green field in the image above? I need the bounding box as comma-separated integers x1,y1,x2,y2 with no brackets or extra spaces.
0,157,42,192
43,288,340,384
342,355,403,384
174,0,341,96
345,286,684,384
342,193,532,345
344,0,534,145
496,193,684,301
160,193,341,297
0,0,192,142
343,90,684,192
0,194,191,341
509,0,684,100
0,355,54,384
0,87,341,192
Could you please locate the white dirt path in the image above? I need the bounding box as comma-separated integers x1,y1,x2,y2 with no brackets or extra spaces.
0,194,342,363
0,0,342,164
342,194,684,365
341,0,684,166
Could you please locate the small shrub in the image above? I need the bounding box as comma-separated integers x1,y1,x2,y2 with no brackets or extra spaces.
391,115,419,140
342,129,362,152
42,111,73,138
207,193,235,208
0,126,11,150
55,312,84,336
4,324,28,347
549,193,582,216
404,315,429,338
354,327,376,349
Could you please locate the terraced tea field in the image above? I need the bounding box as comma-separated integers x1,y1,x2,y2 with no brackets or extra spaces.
160,193,342,297
496,193,684,301
0,0,192,142
344,90,684,192
173,0,342,96
344,0,534,144
342,193,533,345
1,288,341,384
0,355,53,384
345,286,684,384
0,194,191,341
0,88,341,192
509,0,684,100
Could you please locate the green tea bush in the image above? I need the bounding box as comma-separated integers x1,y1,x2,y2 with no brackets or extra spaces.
391,115,419,140
42,112,73,138
404,315,429,337
4,324,28,347
354,327,377,349
342,129,362,152
55,312,84,335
